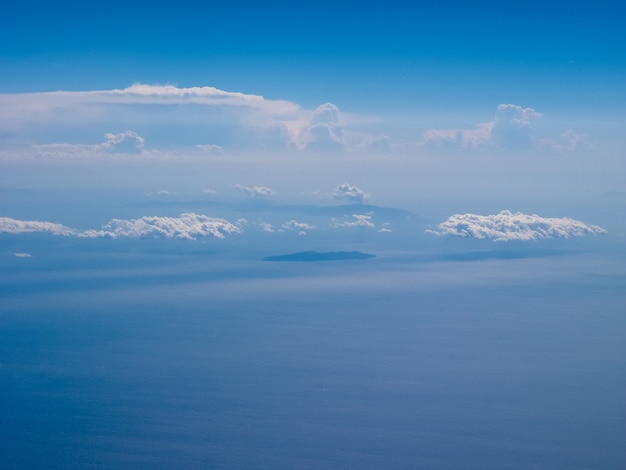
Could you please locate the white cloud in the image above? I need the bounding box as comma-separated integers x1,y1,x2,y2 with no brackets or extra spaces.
1,214,242,240
0,217,77,236
0,84,393,156
421,123,493,150
33,130,146,157
235,184,274,198
0,84,299,118
334,183,368,204
196,144,225,156
101,130,145,154
258,221,274,233
280,220,316,234
540,129,592,152
333,214,375,229
378,222,393,233
491,104,542,149
427,210,606,241
14,252,32,258
421,104,546,151
300,103,345,151
83,213,242,240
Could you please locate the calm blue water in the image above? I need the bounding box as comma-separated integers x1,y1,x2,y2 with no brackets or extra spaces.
1,247,625,469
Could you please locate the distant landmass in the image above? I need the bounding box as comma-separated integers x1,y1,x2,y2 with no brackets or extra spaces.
263,251,376,262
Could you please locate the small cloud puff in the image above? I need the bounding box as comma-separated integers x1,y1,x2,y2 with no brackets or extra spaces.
333,214,375,228
14,252,32,258
235,184,274,198
196,144,225,156
334,183,368,204
280,220,316,235
101,131,145,154
540,129,592,152
427,210,606,241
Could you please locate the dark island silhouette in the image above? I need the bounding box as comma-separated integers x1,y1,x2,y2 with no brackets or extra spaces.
263,250,376,262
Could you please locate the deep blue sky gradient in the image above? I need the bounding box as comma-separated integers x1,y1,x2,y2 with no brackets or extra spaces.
2,1,624,115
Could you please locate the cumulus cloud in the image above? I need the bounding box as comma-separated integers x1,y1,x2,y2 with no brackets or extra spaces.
333,214,375,229
280,220,316,235
334,183,368,204
300,103,345,151
235,184,274,198
101,130,145,154
1,214,242,240
491,104,543,149
427,210,606,241
1,84,391,156
421,104,546,151
84,213,242,240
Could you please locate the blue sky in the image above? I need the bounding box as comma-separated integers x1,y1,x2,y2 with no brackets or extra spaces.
1,1,624,237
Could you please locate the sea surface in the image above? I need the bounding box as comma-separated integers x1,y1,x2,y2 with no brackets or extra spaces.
2,242,625,469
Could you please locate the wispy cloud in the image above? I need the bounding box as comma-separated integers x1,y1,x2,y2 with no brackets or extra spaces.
427,210,606,241
420,104,563,152
280,219,316,235
333,214,375,228
33,130,146,157
235,184,274,197
195,144,225,155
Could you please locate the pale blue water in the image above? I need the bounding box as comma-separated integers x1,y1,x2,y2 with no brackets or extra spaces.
1,244,625,469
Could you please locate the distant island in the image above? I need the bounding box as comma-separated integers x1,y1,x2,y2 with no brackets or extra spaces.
263,251,376,262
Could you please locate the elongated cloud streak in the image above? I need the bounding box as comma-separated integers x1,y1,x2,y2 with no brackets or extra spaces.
333,214,375,228
427,210,606,241
0,217,76,236
235,184,274,197
1,214,242,240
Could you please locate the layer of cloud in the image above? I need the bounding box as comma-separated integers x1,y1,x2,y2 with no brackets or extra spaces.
0,84,299,118
427,210,606,241
34,131,146,157
235,184,274,197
